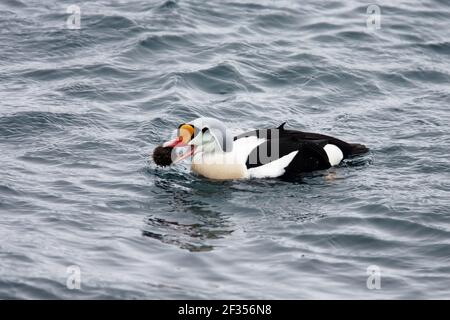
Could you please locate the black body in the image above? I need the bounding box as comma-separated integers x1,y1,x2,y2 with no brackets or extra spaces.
234,123,368,176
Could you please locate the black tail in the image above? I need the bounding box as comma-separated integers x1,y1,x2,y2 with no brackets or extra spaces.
348,143,369,156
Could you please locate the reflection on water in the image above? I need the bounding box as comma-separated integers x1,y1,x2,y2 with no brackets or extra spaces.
143,172,234,251
143,216,232,252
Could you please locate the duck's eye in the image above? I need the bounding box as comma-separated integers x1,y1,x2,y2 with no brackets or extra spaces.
201,127,209,133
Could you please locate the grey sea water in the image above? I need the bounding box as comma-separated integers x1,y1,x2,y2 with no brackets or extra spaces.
1,0,449,299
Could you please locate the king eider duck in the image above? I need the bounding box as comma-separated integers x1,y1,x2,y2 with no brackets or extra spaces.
155,117,368,180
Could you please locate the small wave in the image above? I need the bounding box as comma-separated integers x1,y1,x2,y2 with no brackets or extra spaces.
403,69,450,84
0,184,22,197
157,0,179,11
335,30,375,41
138,34,196,51
87,14,139,31
0,0,26,8
417,42,450,55
252,13,300,31
20,67,81,81
375,71,417,87
301,21,345,32
0,111,105,139
57,81,103,98
177,63,262,94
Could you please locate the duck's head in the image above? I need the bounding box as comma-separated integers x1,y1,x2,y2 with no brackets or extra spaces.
162,117,233,163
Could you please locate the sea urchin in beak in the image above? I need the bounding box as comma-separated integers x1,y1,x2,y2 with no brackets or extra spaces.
152,145,174,167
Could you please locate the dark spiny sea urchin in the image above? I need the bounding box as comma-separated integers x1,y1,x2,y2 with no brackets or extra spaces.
152,145,173,167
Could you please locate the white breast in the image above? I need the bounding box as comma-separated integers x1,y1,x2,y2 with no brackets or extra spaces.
191,136,266,180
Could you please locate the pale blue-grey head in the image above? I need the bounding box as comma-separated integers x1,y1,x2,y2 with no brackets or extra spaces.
188,117,233,153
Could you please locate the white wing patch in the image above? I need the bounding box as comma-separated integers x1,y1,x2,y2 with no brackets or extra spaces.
247,151,298,179
232,136,266,163
323,144,343,166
